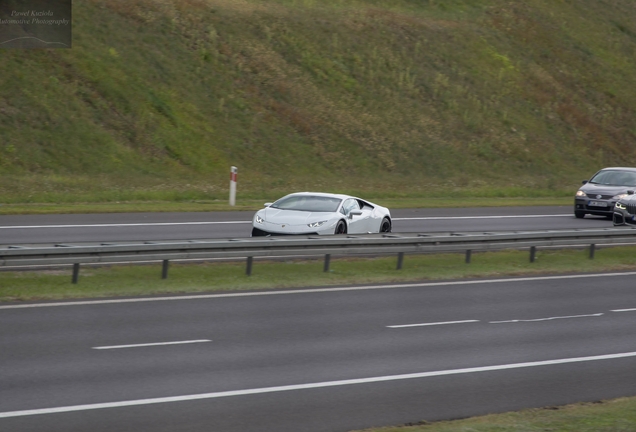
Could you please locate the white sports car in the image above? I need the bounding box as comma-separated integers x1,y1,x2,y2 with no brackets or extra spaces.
251,192,392,236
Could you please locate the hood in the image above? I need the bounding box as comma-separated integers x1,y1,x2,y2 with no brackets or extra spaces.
579,183,633,196
261,208,332,225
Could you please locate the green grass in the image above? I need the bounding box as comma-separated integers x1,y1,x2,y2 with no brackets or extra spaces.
355,397,636,432
2,0,636,205
3,244,636,302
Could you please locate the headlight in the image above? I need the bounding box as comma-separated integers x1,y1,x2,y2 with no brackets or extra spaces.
615,202,627,210
307,220,327,228
613,193,629,200
255,215,264,224
575,190,587,197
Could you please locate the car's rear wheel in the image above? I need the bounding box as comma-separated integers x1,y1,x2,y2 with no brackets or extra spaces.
380,217,391,233
335,220,347,235
574,211,585,219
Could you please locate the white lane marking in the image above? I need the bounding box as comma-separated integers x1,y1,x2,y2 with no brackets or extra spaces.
2,351,636,418
0,214,570,229
4,272,636,310
392,214,571,221
611,308,636,312
490,313,604,324
92,339,211,350
388,320,479,328
0,221,251,229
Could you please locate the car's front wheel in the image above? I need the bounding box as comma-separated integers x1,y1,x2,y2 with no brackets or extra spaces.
380,217,391,233
251,227,268,236
574,211,585,219
334,220,347,235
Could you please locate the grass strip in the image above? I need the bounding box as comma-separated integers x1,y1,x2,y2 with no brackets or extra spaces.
356,397,636,432
2,245,636,302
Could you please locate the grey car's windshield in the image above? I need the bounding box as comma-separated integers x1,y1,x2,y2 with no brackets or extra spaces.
271,195,342,212
589,170,636,187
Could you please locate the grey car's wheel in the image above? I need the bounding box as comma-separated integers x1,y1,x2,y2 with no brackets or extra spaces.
335,220,347,235
574,211,585,219
380,217,392,233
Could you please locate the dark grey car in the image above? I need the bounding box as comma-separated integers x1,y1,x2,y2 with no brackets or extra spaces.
574,167,636,219
613,193,636,226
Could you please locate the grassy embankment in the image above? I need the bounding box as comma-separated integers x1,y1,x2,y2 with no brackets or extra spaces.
2,0,636,212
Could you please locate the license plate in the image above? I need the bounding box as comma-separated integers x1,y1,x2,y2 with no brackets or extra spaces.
588,201,608,207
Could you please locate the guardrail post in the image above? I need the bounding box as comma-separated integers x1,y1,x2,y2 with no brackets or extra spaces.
529,246,536,263
72,263,80,284
589,244,596,259
324,254,331,272
246,256,253,276
397,252,404,270
162,260,169,279
465,250,472,264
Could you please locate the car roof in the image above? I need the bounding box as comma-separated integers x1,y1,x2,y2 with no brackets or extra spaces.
597,167,636,172
282,192,353,200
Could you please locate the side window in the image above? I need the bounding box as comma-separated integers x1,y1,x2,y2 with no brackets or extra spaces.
339,203,346,215
340,198,359,216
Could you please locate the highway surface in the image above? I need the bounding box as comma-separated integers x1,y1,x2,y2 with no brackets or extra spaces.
1,206,635,432
0,205,615,245
2,273,636,431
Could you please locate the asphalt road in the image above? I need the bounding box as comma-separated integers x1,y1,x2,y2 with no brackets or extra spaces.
0,205,615,245
2,273,636,431
1,206,633,431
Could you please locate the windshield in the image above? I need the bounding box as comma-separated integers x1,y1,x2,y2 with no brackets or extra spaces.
589,170,636,186
270,195,342,212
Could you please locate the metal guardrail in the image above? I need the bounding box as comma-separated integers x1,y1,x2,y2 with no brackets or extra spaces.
2,227,636,283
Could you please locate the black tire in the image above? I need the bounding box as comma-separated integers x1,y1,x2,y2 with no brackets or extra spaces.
334,220,347,235
251,227,268,236
574,211,585,219
380,217,392,233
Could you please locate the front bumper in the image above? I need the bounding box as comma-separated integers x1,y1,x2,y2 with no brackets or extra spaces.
575,198,615,216
612,209,636,226
251,218,337,236
251,227,319,236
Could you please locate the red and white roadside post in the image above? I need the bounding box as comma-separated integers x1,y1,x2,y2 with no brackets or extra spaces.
229,166,238,206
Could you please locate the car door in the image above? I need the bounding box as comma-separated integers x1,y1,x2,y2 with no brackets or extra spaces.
356,200,376,232
341,198,369,234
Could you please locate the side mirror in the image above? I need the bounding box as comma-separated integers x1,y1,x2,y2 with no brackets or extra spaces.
349,210,363,219
264,202,273,207
582,180,588,185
